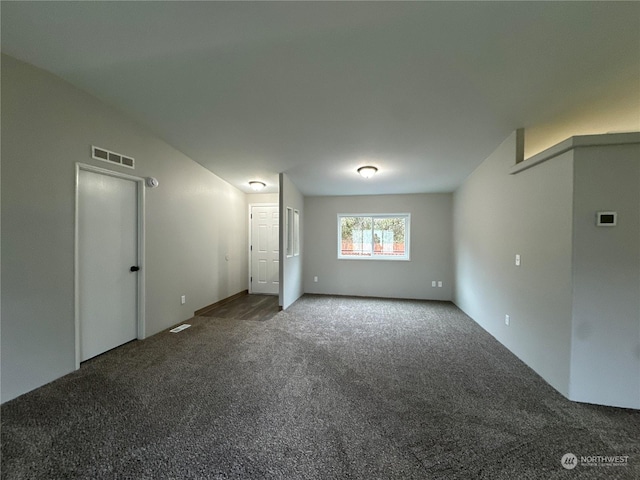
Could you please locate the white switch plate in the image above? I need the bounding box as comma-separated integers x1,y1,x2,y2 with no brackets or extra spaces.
181,295,186,305
438,281,443,287
432,281,437,287
505,314,510,326
314,276,318,283
515,254,521,266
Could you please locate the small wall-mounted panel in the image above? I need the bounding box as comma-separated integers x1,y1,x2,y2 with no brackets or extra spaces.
596,211,617,227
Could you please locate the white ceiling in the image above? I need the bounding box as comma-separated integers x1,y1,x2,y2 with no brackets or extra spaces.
2,1,638,196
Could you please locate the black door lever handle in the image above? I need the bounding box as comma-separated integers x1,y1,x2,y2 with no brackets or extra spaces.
130,266,140,272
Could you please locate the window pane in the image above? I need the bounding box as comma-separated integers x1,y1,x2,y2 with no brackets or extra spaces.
373,217,406,256
286,207,294,257
293,210,300,256
341,216,372,256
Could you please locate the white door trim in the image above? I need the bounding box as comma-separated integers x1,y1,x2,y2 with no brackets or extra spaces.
248,203,278,293
74,163,146,369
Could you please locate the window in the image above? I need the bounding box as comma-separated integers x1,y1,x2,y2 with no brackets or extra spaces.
286,207,294,257
286,207,300,257
293,210,300,256
338,214,410,260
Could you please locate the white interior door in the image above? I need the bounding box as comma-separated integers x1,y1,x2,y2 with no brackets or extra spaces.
251,205,279,294
78,169,138,361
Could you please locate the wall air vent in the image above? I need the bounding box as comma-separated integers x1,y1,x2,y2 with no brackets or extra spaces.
91,145,135,169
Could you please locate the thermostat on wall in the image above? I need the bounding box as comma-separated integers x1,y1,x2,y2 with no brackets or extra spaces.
596,211,617,226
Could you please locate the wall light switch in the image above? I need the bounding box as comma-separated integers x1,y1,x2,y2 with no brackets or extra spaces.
437,281,443,288
181,295,186,305
505,314,510,326
515,254,521,266
314,276,318,283
432,281,437,287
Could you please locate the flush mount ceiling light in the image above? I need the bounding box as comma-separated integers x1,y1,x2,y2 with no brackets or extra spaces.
249,181,266,191
357,166,378,179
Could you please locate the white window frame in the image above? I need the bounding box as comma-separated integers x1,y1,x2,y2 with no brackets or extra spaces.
337,213,411,261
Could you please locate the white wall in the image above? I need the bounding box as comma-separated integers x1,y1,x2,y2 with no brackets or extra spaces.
454,132,575,397
279,174,304,309
1,55,248,402
570,143,640,409
455,131,640,408
246,193,279,205
304,194,453,300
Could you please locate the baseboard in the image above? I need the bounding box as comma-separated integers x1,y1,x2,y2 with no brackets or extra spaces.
302,292,453,303
194,290,249,316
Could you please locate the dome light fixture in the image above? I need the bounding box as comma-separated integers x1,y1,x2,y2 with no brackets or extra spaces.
357,166,378,179
249,181,266,191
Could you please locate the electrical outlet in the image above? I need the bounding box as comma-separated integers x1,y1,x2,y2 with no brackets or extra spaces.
505,314,510,326
515,254,521,266
181,295,186,305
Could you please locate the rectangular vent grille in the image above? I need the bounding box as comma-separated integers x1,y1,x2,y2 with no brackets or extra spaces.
92,146,135,169
169,324,191,333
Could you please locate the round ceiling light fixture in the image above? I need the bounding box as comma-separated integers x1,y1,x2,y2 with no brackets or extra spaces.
357,166,378,179
249,181,266,191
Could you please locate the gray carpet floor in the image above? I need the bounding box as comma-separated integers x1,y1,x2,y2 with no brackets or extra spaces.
2,295,639,479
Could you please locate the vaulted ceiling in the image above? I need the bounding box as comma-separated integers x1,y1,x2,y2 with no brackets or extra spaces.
2,2,638,195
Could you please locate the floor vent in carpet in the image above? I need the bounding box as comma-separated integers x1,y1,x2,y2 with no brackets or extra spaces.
169,324,191,333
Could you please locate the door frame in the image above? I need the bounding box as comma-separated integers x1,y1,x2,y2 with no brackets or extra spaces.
248,203,278,294
74,163,146,369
